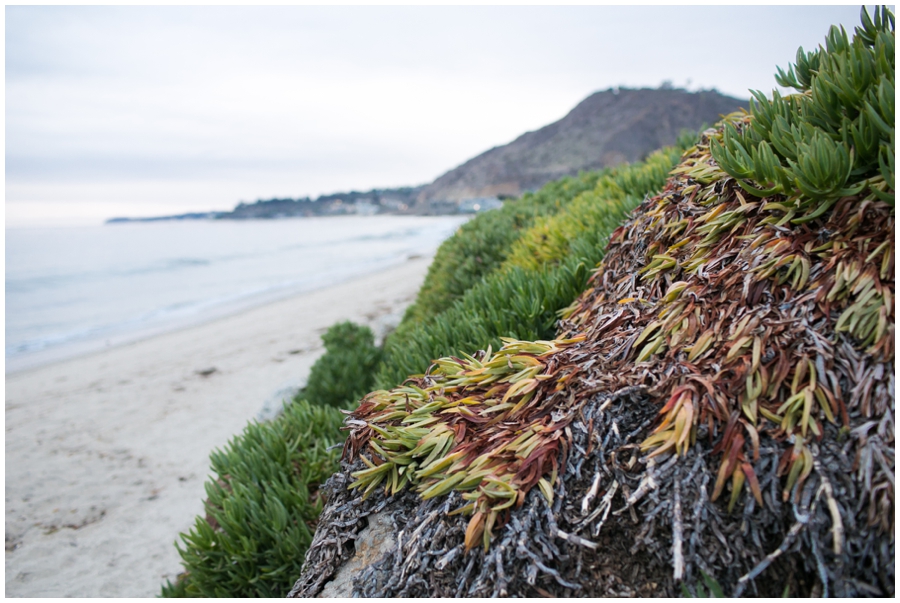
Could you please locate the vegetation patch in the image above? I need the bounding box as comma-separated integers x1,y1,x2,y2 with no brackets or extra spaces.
346,336,585,552
164,400,344,597
301,321,382,409
503,131,697,271
300,8,894,598
399,173,602,327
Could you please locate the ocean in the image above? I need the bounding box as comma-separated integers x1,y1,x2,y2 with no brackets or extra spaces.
5,215,468,372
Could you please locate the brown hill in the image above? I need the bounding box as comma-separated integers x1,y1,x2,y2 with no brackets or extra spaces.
416,87,745,205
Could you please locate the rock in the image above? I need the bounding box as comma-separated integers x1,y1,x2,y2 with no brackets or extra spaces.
318,512,395,597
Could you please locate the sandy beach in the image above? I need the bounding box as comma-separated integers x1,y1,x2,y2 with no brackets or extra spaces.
5,256,432,597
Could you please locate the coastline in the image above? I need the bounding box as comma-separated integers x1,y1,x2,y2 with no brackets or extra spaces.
5,255,433,597
7,214,470,376
5,251,414,376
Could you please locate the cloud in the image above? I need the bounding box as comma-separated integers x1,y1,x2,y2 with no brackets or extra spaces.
6,5,866,224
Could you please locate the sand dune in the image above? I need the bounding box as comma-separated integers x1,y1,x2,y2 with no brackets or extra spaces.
5,256,431,597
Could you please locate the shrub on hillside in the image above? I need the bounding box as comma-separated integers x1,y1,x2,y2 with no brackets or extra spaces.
301,321,382,409
303,11,894,597
503,143,687,271
164,400,344,598
711,9,894,208
399,172,604,327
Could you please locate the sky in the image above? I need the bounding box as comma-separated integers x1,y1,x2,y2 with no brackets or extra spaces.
6,5,872,226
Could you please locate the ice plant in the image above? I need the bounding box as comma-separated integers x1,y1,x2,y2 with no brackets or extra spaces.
345,336,585,551
345,5,894,544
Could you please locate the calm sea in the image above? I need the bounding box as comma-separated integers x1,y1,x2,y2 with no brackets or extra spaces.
5,215,468,372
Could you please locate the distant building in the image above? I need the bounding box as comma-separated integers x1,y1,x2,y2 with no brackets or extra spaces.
354,199,379,216
380,196,409,212
458,197,503,213
323,199,349,215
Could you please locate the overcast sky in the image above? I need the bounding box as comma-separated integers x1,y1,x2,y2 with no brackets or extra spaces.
6,5,869,226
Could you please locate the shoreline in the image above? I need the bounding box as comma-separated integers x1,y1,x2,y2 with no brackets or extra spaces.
6,214,470,376
5,255,433,597
6,253,417,376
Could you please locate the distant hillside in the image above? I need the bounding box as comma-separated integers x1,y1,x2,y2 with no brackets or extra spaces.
416,87,746,205
106,186,423,223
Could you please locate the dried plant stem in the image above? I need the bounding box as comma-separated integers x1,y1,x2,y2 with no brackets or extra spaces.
576,479,618,536
618,454,678,512
734,516,807,596
581,471,601,514
553,528,598,550
811,452,844,555
672,476,685,582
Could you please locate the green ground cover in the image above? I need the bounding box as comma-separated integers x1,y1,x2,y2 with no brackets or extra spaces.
400,172,603,327
300,321,382,409
163,400,345,597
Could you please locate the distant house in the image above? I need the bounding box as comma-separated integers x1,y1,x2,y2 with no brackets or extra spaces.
354,199,379,216
458,197,503,214
324,199,350,215
379,196,409,212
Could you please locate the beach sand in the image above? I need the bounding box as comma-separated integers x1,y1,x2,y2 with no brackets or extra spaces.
5,256,432,597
